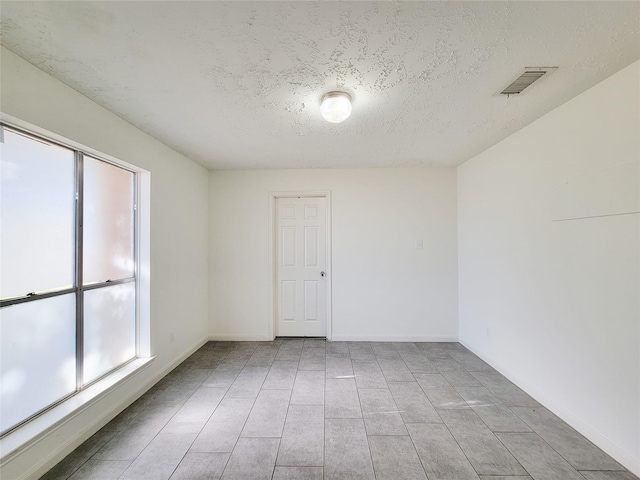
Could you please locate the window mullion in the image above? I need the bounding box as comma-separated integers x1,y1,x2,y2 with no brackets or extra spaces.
75,151,84,392
83,277,136,291
0,287,77,307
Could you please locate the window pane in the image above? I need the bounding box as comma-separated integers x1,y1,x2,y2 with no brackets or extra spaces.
83,157,134,284
0,129,75,299
83,282,136,384
0,294,76,432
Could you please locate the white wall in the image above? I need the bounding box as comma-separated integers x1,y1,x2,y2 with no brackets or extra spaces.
209,168,458,341
458,61,640,474
0,47,210,479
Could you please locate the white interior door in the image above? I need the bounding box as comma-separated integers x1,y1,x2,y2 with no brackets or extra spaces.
276,197,327,337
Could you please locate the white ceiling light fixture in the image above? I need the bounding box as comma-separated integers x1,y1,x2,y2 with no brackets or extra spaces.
320,91,352,123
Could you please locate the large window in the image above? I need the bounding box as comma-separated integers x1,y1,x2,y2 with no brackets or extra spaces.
0,126,138,434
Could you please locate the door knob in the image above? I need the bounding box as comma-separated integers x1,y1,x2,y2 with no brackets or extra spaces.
320,271,326,277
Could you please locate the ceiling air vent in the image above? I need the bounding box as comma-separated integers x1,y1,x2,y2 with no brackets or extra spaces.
498,67,557,96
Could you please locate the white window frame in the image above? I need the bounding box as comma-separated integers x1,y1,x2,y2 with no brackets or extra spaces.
0,116,152,459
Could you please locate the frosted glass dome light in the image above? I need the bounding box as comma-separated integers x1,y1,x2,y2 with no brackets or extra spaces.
320,91,352,123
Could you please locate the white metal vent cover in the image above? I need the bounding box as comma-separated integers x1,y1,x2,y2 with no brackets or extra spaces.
497,67,558,96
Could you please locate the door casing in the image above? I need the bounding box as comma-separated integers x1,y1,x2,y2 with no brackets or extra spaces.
269,191,332,340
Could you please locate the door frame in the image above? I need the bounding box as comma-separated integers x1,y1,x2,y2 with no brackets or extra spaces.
268,191,332,341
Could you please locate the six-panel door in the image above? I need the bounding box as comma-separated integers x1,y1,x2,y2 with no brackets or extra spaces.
276,197,327,337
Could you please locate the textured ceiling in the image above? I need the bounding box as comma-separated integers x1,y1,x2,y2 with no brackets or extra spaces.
1,1,639,169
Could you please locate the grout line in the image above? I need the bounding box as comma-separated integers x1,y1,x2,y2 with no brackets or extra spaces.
51,340,632,480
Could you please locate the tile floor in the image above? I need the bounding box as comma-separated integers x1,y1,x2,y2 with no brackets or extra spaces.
41,339,637,480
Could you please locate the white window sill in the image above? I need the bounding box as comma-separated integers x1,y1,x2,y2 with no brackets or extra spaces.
0,356,155,461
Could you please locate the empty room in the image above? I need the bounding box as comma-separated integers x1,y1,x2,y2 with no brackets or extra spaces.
0,1,638,480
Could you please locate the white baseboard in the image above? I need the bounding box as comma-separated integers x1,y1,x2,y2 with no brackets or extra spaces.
330,334,459,342
459,340,640,477
2,337,208,480
209,334,273,341
209,334,459,342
